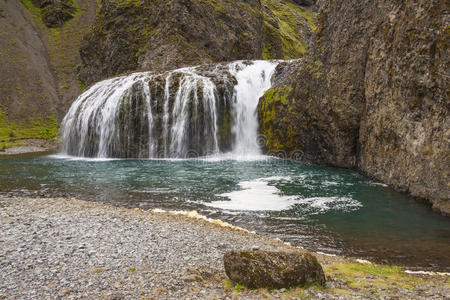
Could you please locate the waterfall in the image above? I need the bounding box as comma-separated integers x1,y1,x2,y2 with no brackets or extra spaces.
60,61,279,158
229,61,277,156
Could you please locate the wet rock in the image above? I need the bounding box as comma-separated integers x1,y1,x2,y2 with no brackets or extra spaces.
223,250,326,289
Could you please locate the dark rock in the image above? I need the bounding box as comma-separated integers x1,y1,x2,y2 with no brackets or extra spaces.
291,0,316,7
32,0,76,28
78,0,316,86
223,250,326,289
258,0,449,215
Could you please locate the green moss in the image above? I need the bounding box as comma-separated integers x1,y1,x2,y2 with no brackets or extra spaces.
325,263,423,291
234,284,246,292
77,77,85,91
19,0,42,19
0,109,58,150
262,0,317,59
47,0,88,90
196,0,226,14
259,86,295,151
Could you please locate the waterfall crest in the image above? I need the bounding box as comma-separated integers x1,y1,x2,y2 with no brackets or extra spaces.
60,61,278,158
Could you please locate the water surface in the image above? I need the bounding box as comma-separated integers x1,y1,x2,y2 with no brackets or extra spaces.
1,154,449,271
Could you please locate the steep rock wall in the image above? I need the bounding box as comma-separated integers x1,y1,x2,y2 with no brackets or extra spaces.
0,0,98,121
259,0,449,214
78,0,316,85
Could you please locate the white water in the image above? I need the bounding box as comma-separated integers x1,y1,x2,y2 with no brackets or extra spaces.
206,176,298,211
60,61,279,159
205,176,363,213
229,61,278,157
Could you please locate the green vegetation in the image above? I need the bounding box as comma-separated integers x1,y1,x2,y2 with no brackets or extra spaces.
222,262,427,298
258,86,296,150
128,267,136,272
262,0,317,59
48,0,87,89
19,0,42,20
0,7,5,18
325,262,423,292
0,109,58,150
19,0,89,92
223,279,247,293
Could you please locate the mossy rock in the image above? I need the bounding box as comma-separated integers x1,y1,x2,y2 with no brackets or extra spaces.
224,250,326,289
30,0,76,27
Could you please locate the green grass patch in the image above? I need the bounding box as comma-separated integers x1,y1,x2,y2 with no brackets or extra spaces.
262,0,317,59
0,109,58,150
325,262,423,291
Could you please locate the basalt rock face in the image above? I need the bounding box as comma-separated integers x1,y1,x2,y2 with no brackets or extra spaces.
78,0,316,86
223,251,326,289
31,0,76,27
258,0,449,214
0,0,97,122
359,0,449,215
1,0,314,123
79,0,265,86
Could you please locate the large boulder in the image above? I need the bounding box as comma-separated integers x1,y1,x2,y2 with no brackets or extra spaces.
223,251,326,289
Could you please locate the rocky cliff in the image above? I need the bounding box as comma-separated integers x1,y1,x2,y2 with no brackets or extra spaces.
259,0,449,214
0,0,315,120
0,0,314,149
0,0,97,122
78,0,316,85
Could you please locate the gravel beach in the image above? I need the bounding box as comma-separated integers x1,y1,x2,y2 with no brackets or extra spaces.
0,139,58,156
0,197,449,299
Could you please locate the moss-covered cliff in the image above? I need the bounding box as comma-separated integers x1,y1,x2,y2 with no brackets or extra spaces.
0,0,314,148
0,0,98,147
258,0,449,214
78,0,316,85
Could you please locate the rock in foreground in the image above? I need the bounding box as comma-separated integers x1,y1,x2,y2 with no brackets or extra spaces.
224,250,326,289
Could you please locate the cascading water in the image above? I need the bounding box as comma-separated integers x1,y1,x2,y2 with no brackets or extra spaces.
229,61,277,156
60,61,278,158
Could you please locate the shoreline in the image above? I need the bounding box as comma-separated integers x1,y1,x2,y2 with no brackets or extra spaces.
0,139,59,157
1,196,448,299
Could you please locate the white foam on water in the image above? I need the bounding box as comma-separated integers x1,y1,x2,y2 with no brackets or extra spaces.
48,154,122,162
367,181,389,187
199,152,272,162
206,176,296,211
297,196,363,214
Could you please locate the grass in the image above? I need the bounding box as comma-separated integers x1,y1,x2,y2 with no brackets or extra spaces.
0,109,58,150
262,0,317,59
325,262,423,291
19,0,91,92
221,262,428,298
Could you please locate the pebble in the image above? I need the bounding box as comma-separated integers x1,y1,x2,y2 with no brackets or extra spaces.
0,197,448,300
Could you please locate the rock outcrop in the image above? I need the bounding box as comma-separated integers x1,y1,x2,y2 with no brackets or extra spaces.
0,0,97,122
31,0,76,27
78,0,316,85
0,0,315,123
223,250,326,289
258,0,449,214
